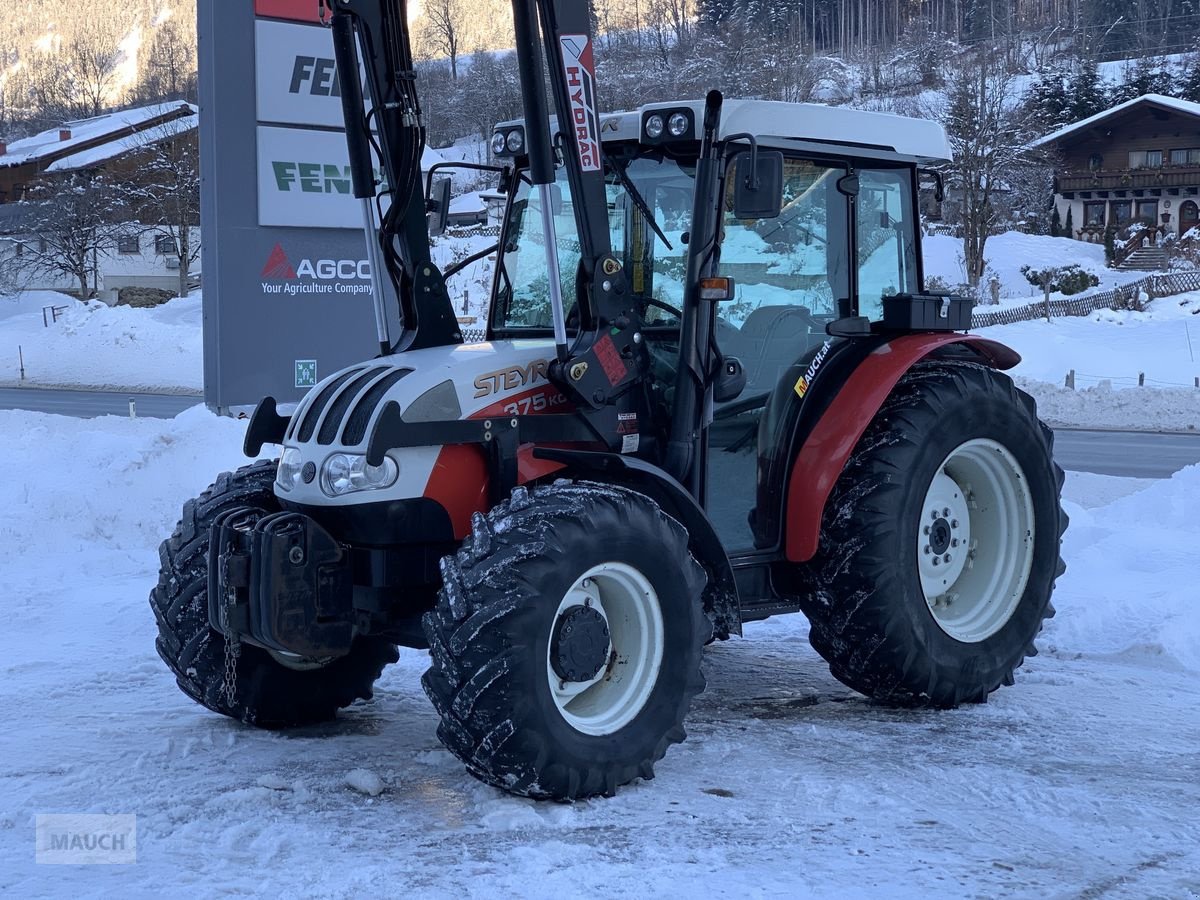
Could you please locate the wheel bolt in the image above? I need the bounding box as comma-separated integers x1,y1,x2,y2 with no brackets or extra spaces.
931,511,938,520
943,553,951,563
951,519,959,529
932,558,940,566
951,538,959,548
942,508,951,517
923,525,931,535
924,545,931,555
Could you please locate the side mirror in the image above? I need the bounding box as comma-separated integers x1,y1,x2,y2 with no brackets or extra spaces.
427,176,451,237
732,150,783,220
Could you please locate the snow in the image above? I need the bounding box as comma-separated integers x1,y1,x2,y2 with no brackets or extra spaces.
923,231,1145,304
978,293,1200,391
0,290,202,393
0,102,197,172
0,407,1197,895
1031,92,1200,149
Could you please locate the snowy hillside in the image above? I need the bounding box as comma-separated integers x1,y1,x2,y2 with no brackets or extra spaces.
0,406,1197,896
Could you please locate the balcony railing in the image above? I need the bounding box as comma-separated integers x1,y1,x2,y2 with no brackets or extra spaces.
1056,165,1200,193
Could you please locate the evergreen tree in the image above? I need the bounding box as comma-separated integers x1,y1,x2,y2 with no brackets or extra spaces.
1066,60,1109,122
1051,205,1063,237
1179,42,1200,102
1064,206,1075,240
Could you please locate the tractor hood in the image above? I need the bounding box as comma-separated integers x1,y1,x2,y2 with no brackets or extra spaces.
275,338,559,507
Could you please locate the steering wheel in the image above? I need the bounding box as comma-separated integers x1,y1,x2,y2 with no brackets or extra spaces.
643,297,683,320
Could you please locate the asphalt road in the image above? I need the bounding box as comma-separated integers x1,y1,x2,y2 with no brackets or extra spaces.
1,387,1198,479
0,387,202,420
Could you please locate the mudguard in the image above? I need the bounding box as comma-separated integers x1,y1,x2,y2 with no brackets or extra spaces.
534,447,742,639
784,333,1020,564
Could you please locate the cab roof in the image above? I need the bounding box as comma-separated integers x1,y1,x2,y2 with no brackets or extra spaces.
497,98,951,165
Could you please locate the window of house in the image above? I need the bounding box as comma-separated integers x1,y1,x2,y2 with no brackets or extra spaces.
1084,202,1106,227
1129,150,1165,168
1088,154,1104,171
117,234,140,255
1170,148,1200,165
1137,199,1158,222
154,235,177,255
1111,201,1133,226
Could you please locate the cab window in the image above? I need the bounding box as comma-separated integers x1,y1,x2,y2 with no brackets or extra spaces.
855,168,919,321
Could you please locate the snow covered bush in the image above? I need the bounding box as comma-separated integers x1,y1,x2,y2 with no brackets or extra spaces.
1021,264,1100,296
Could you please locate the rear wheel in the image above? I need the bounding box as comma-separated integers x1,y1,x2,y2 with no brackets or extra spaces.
422,481,709,800
797,362,1067,708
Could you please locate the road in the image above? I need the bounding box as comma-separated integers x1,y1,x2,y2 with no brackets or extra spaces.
0,386,202,420
1,386,1198,479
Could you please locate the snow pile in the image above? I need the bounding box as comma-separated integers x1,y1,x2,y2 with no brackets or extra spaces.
0,405,253,598
978,293,1200,390
0,291,202,393
1020,378,1200,431
924,231,1145,304
1051,464,1200,671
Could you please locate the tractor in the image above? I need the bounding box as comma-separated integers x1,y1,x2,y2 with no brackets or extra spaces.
151,0,1066,800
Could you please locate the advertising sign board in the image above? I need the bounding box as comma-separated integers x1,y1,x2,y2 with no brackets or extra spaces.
200,0,399,414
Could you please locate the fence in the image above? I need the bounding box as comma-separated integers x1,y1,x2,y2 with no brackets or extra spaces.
971,270,1200,329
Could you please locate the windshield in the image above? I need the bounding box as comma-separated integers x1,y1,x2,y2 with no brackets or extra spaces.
492,152,696,333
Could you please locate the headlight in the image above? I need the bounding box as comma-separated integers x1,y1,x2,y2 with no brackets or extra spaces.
667,112,689,137
276,447,303,492
506,128,525,153
645,114,664,139
320,452,399,497
491,131,507,155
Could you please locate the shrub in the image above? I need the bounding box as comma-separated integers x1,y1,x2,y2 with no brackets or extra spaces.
1020,264,1100,296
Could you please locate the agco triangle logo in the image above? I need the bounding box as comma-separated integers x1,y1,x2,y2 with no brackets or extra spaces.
261,243,297,280
259,243,373,297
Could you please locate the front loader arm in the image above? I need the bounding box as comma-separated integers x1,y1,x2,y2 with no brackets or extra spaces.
325,0,461,351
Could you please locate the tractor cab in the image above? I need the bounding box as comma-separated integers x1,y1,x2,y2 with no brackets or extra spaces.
479,99,951,549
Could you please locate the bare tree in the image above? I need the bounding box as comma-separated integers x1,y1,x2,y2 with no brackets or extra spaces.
125,124,201,299
134,15,198,105
932,53,1045,288
17,172,127,299
422,0,465,80
16,17,128,126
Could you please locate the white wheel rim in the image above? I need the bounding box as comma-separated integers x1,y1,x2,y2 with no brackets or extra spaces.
546,562,664,736
917,439,1036,643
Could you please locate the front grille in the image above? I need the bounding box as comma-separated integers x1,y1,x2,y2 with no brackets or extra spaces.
341,368,411,446
317,366,390,445
294,367,365,443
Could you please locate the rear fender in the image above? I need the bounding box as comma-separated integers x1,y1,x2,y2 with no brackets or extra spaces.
784,334,1020,563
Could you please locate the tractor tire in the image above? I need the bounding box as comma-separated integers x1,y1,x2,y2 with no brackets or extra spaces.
421,481,709,800
797,362,1067,708
150,460,398,727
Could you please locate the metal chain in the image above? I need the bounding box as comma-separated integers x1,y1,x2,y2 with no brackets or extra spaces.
219,570,241,709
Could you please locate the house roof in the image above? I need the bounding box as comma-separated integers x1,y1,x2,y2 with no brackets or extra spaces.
1032,93,1200,148
0,102,198,172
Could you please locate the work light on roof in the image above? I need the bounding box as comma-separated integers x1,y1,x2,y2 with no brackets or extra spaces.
491,131,507,156
667,113,689,137
644,114,665,139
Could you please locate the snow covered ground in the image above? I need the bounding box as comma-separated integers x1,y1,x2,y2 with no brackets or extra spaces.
1,408,1198,897
0,291,202,393
923,232,1147,306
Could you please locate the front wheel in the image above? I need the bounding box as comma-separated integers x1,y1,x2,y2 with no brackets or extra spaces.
421,481,709,800
797,362,1067,708
149,461,398,727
